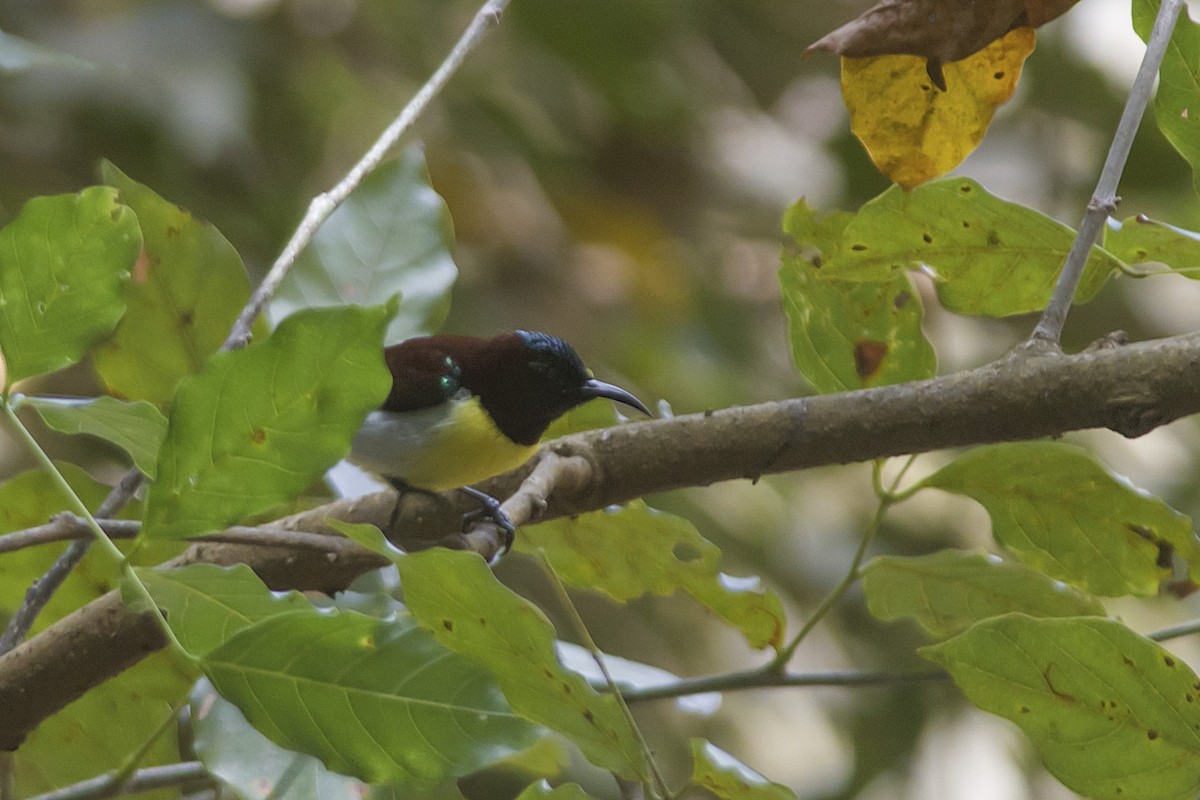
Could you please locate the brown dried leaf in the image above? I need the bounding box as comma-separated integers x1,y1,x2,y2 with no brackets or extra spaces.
806,0,1075,89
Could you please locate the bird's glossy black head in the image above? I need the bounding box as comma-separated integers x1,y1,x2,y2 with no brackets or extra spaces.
460,330,645,444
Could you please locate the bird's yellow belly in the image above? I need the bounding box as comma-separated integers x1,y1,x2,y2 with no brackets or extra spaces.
350,398,538,491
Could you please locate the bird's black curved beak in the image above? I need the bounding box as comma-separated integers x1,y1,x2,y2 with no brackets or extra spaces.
582,378,651,416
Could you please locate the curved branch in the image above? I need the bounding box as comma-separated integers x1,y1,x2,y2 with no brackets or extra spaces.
3,332,1200,749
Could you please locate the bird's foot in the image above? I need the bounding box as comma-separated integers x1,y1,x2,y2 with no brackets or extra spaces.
458,485,516,557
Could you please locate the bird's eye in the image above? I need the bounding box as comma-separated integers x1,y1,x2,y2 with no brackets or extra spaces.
440,357,463,394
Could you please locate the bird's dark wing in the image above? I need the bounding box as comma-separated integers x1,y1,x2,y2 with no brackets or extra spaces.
380,335,485,412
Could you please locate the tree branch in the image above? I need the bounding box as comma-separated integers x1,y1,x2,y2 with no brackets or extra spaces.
1030,0,1184,346
4,331,1200,749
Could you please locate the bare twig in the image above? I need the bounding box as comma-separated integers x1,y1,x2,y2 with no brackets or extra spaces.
1030,0,1184,346
619,666,947,704
0,0,513,655
25,763,213,800
220,0,511,351
0,516,354,556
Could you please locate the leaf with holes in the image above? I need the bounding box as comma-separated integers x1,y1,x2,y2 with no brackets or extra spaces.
0,188,139,386
838,29,1035,187
202,608,539,784
780,200,935,393
815,179,1120,317
923,615,1200,800
920,442,1200,596
142,304,392,539
398,548,650,781
518,502,785,650
862,550,1106,638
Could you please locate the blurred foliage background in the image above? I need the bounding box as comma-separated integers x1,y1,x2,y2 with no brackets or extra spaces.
3,1,1200,797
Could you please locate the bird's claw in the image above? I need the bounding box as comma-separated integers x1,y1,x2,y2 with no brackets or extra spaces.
459,486,516,557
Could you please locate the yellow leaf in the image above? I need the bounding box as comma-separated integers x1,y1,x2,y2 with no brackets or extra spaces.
842,27,1036,189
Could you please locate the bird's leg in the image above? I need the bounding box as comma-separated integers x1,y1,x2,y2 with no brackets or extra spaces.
385,479,515,557
384,478,442,534
458,485,516,556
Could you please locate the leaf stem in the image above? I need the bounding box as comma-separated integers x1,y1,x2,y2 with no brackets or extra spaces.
537,551,674,800
0,398,190,658
1030,0,1184,346
773,458,909,667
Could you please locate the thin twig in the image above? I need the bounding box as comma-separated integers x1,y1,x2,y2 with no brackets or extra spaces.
0,0,513,655
0,515,354,556
619,667,947,704
24,763,213,800
538,552,672,799
1030,0,1184,346
220,0,511,351
772,459,899,666
1148,617,1200,642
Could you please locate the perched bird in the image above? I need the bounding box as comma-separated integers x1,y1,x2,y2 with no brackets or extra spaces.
349,330,649,549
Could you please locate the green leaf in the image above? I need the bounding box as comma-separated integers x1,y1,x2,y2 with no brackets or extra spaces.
0,188,139,385
0,465,124,633
1134,1,1200,196
813,179,1119,317
397,548,650,781
325,518,403,561
270,148,457,344
780,200,936,393
1103,215,1200,276
921,442,1200,596
12,650,194,800
193,678,403,800
862,550,1106,638
132,563,311,657
518,502,785,650
92,162,257,405
23,395,167,478
689,739,795,800
517,782,598,800
202,608,538,784
142,303,393,539
923,615,1200,800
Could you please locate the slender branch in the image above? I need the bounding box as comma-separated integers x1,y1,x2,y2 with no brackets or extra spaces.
219,0,511,351
24,763,213,800
1148,617,1200,642
773,459,901,666
7,329,1200,748
1030,0,1184,346
620,666,947,704
0,516,356,556
0,0,513,655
